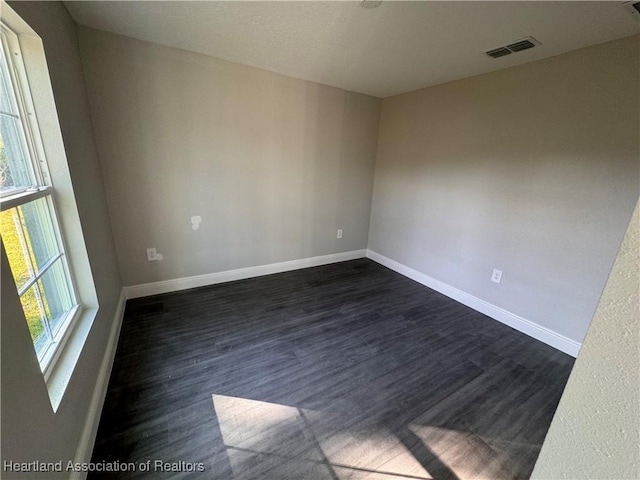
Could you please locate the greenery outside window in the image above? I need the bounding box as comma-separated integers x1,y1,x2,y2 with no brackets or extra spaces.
0,23,80,374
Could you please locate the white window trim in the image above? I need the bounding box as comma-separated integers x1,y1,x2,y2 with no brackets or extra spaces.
1,23,83,378
1,23,48,186
1,2,100,412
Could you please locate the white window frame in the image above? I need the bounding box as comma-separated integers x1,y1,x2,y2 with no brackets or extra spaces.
0,23,81,379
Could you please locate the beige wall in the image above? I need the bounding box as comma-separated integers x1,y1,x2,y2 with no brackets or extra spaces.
1,5,636,475
1,2,122,478
368,35,639,343
532,198,639,479
77,27,381,287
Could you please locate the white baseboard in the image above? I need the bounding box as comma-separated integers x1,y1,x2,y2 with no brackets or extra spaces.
70,288,127,480
124,250,368,299
366,249,581,357
66,248,578,479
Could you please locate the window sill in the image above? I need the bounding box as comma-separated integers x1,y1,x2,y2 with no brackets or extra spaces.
40,304,80,379
45,306,98,412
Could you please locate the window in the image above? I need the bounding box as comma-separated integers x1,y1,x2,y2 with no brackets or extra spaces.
0,24,80,374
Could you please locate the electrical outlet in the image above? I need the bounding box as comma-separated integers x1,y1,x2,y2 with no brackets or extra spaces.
491,269,503,284
337,229,343,239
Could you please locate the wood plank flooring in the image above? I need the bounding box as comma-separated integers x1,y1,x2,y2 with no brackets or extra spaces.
90,259,574,479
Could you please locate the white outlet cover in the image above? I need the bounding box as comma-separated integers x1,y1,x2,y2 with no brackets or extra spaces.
337,229,343,239
491,269,503,284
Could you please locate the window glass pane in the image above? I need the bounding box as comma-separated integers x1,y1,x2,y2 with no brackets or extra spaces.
19,197,60,272
37,258,73,335
0,116,33,191
1,26,80,375
0,132,12,190
0,46,19,115
19,283,51,355
0,41,34,193
0,205,34,290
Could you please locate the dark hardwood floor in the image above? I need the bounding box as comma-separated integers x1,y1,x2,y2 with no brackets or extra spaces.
90,259,574,480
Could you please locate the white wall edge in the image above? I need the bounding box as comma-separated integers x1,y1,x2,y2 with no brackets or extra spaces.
366,249,581,357
124,250,368,299
70,288,127,480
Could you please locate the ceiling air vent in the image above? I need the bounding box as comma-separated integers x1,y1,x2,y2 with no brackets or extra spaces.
485,36,541,59
506,39,536,52
486,47,512,58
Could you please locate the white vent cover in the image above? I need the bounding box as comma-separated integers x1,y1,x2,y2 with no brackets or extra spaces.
485,36,541,59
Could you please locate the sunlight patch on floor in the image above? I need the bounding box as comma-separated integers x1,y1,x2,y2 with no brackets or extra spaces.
408,424,515,479
212,394,432,479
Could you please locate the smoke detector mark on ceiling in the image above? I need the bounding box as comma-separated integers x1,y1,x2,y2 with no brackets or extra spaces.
485,36,541,59
623,1,640,19
360,1,382,9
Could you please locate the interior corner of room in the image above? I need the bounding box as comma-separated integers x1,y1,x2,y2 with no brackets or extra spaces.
1,1,638,480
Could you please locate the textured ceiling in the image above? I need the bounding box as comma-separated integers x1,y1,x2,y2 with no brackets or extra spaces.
64,1,639,98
